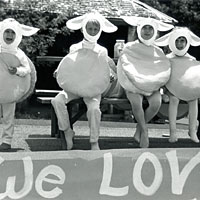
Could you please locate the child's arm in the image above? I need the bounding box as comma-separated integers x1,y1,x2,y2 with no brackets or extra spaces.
8,56,31,76
16,58,31,77
98,46,117,83
14,50,31,77
99,47,118,83
107,56,117,83
8,66,17,75
107,56,116,73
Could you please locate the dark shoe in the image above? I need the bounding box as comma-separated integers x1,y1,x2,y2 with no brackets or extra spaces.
0,143,11,151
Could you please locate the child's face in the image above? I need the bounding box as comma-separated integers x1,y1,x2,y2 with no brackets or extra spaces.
140,25,154,40
86,21,100,36
3,29,16,44
175,36,187,50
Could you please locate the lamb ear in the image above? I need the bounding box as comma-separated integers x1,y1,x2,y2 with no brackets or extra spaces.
121,16,141,27
20,24,39,36
155,32,170,46
190,30,200,46
66,15,85,30
156,20,174,32
100,16,117,33
122,16,174,32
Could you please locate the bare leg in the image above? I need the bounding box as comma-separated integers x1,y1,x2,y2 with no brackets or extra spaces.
168,94,179,143
188,99,199,143
134,123,141,143
139,91,162,148
133,91,161,144
126,92,149,148
145,91,162,124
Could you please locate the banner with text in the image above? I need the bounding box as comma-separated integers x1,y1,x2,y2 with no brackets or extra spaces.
0,148,199,200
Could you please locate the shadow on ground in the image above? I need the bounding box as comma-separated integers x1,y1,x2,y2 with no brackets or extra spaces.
25,135,200,151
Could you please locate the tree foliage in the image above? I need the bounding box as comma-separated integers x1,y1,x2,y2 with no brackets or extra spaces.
169,0,200,35
142,0,200,36
0,0,71,61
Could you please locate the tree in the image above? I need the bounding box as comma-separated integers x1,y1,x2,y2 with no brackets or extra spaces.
0,0,71,61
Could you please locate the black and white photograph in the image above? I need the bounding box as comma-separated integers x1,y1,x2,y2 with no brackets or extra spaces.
0,0,199,199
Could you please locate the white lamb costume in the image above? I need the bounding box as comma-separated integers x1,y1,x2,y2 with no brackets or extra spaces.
0,18,39,146
155,27,200,143
155,27,200,101
51,11,117,147
117,17,173,96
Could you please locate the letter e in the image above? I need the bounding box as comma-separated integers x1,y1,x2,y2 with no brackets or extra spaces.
35,165,65,199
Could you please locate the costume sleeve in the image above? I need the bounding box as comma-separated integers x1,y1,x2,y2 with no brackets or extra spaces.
69,45,77,53
98,45,108,59
69,43,81,53
107,56,116,73
16,50,31,77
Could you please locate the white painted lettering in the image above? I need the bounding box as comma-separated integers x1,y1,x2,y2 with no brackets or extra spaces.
166,150,200,195
99,152,129,196
133,152,163,196
0,157,7,199
0,156,33,199
35,165,65,199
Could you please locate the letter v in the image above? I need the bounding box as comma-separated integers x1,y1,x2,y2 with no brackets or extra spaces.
166,150,200,195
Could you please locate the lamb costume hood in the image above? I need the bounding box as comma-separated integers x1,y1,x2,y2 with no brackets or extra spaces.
155,27,200,101
117,17,173,96
0,18,39,103
56,11,117,98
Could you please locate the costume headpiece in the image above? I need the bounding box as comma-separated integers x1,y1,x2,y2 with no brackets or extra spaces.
122,16,174,46
66,10,117,43
0,18,39,51
155,27,200,56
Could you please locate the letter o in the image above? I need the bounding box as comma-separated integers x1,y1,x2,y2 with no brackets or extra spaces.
133,152,163,196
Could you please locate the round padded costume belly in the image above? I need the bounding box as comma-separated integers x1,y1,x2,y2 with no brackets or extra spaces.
117,42,171,95
0,53,31,103
166,56,200,101
18,56,36,103
57,48,110,97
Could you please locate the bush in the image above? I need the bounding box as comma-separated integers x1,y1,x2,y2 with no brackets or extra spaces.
0,0,72,62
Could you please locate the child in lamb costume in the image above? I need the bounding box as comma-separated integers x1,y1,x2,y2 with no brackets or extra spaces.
51,11,117,150
0,18,39,150
117,16,173,148
155,27,200,143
